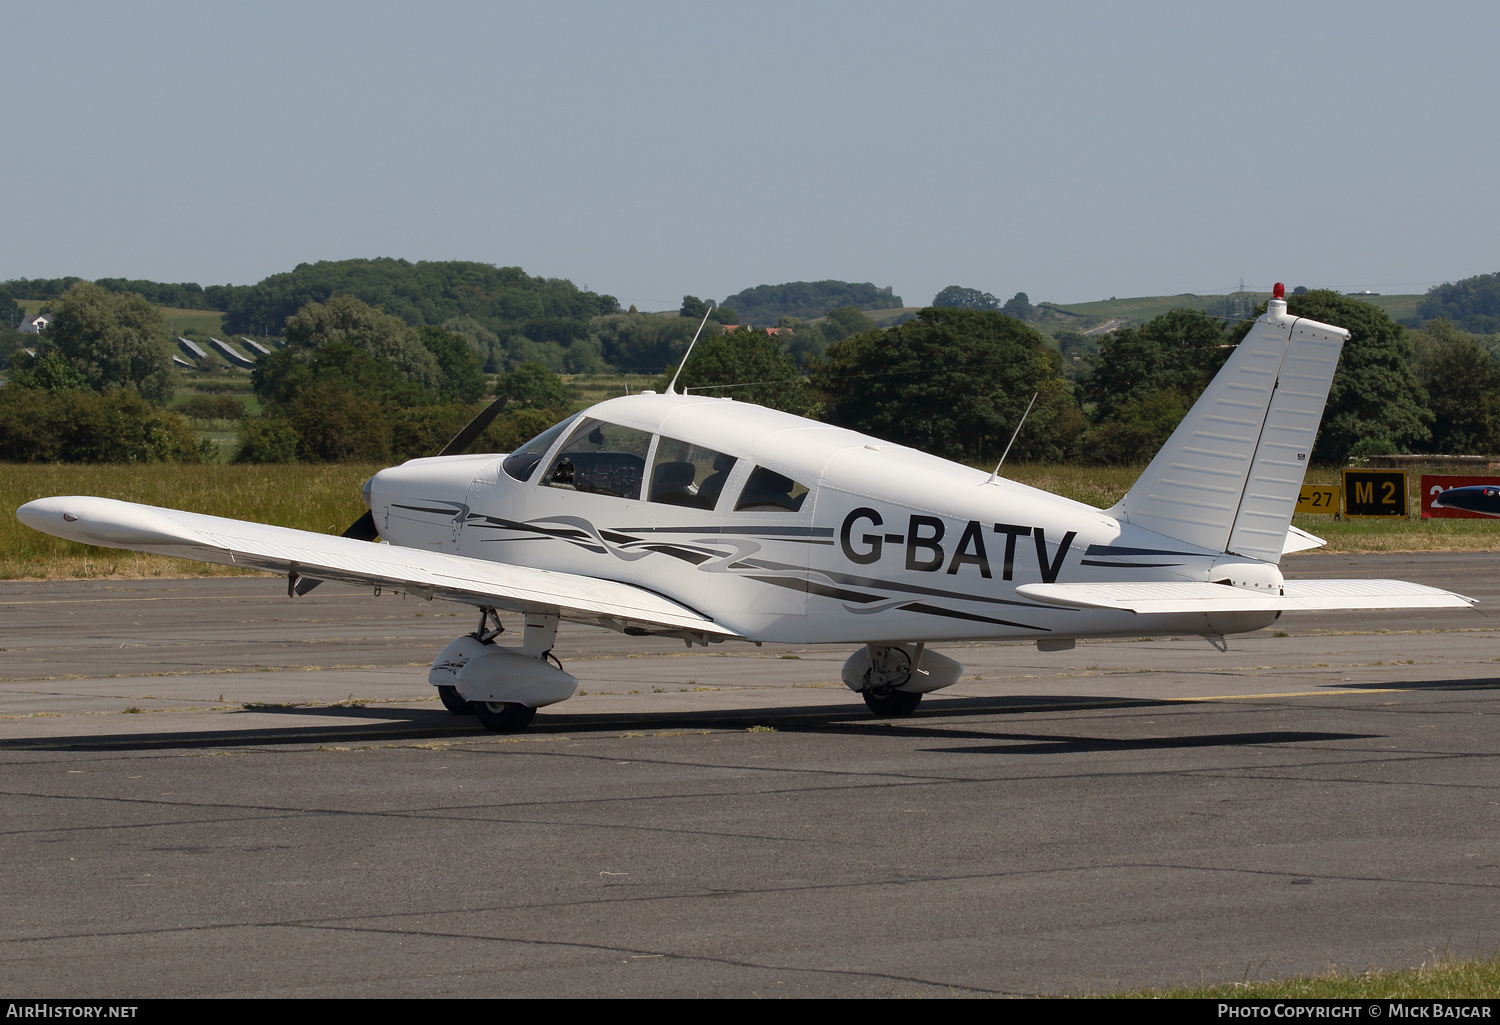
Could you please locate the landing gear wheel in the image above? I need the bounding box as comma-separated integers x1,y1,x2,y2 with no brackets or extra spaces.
863,690,922,717
472,701,537,732
437,685,473,715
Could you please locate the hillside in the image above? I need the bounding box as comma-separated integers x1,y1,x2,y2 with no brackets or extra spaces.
721,281,903,323
1038,291,1422,334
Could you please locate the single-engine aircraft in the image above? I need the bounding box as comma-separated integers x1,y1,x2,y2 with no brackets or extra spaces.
17,286,1475,731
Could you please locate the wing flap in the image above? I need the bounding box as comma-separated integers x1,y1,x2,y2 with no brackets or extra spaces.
1017,578,1474,614
18,496,738,638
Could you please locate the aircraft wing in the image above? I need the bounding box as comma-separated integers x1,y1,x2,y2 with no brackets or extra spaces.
17,496,739,639
1015,579,1474,614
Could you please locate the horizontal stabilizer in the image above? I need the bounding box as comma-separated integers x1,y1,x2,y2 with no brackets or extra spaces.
17,496,739,639
1016,578,1474,614
1281,524,1327,555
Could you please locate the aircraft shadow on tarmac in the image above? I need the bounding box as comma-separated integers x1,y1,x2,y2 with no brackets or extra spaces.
1327,676,1500,691
929,730,1380,756
0,690,1398,753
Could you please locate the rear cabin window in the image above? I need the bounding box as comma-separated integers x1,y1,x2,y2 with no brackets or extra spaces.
541,418,653,500
734,466,810,512
649,438,737,510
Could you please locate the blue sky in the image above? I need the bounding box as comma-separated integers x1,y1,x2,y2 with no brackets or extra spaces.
4,1,1496,309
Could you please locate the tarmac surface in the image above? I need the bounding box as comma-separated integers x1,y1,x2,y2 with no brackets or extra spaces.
2,551,1499,996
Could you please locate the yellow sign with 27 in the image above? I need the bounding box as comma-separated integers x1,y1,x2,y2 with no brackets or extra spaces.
1296,484,1340,515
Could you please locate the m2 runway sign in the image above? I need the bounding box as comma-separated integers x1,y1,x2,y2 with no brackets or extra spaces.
1342,469,1408,518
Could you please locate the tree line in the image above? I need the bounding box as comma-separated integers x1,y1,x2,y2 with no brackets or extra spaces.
2,265,914,380
652,288,1498,467
6,273,1500,468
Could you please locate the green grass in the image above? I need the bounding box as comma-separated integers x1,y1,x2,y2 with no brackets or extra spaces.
1,462,379,579
1050,293,1240,325
564,373,663,408
175,376,256,395
863,306,923,328
158,307,226,337
1113,955,1500,998
171,384,261,416
1352,293,1423,322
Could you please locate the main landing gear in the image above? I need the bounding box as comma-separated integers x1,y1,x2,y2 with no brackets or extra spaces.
428,608,577,733
841,643,964,718
863,688,923,717
852,644,924,717
437,685,473,715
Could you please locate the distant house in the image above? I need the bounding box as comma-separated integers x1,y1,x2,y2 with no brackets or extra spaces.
18,313,52,334
719,325,792,337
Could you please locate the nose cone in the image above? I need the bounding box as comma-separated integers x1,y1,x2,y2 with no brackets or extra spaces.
1431,486,1500,517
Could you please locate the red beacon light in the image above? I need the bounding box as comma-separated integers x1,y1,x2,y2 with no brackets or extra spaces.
1273,282,1285,299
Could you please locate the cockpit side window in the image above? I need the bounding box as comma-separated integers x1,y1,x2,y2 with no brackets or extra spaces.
733,465,810,512
542,418,653,500
502,414,580,483
649,438,737,510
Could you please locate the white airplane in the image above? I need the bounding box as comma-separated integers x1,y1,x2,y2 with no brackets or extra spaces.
17,286,1474,731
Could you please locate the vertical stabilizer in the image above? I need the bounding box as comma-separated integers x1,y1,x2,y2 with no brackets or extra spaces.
1114,287,1349,562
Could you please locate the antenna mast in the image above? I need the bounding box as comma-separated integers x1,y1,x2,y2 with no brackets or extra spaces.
985,392,1038,484
667,305,716,395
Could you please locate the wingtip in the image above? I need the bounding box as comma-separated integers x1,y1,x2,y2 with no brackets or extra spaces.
16,496,204,548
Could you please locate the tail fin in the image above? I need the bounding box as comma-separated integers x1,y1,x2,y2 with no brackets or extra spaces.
1113,289,1349,564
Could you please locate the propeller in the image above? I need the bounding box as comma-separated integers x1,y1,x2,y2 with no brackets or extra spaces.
435,394,511,457
292,395,510,596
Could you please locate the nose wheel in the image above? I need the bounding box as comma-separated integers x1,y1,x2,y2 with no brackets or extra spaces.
859,643,923,717
862,690,922,716
472,701,537,732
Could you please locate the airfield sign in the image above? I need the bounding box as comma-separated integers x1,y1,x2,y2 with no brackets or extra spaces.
1342,469,1408,518
1296,484,1340,515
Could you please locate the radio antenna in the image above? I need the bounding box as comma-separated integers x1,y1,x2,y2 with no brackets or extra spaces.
985,392,1038,484
667,305,716,395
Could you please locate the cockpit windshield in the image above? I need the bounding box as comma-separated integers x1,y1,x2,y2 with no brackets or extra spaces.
501,414,581,483
541,418,653,500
